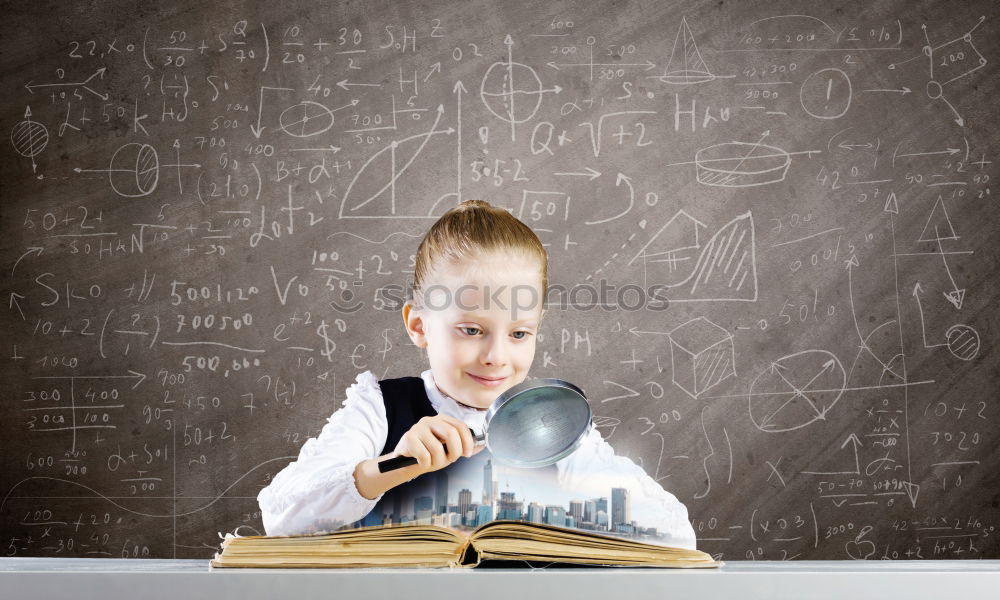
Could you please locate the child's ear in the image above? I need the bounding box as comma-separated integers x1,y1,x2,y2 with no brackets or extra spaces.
402,301,428,348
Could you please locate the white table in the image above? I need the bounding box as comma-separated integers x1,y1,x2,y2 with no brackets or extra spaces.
2,558,998,599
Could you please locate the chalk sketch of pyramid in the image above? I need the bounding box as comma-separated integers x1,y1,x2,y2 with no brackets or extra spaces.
657,17,717,84
631,211,757,302
917,196,959,242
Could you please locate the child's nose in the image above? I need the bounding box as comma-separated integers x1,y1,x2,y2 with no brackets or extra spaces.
481,336,509,366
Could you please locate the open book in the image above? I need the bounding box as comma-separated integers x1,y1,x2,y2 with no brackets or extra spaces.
210,520,720,568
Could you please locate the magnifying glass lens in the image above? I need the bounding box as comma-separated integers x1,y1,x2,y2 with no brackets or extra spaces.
487,387,591,467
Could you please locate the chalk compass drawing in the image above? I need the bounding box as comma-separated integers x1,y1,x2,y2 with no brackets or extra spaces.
747,350,847,433
481,34,561,141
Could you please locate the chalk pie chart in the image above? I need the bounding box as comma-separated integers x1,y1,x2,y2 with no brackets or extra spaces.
748,350,846,433
695,141,791,187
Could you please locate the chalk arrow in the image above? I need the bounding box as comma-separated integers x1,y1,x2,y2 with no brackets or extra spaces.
554,167,601,180
9,292,26,320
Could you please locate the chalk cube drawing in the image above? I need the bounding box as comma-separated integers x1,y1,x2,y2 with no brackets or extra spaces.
668,317,736,398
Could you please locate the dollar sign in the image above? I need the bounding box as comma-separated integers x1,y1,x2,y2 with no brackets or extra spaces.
316,320,336,362
378,328,393,360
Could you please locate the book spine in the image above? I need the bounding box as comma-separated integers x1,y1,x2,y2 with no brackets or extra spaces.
457,539,481,568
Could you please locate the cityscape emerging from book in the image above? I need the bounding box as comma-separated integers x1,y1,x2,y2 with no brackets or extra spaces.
354,458,669,543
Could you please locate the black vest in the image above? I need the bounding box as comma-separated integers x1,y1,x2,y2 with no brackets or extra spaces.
353,375,556,529
353,376,456,527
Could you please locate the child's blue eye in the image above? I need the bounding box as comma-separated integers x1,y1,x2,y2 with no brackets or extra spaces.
512,331,528,340
460,326,481,336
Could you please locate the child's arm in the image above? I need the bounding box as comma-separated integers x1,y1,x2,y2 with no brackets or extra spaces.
257,371,388,536
556,425,699,550
353,413,481,500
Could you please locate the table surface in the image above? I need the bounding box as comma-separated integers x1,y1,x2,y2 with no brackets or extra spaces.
2,558,999,600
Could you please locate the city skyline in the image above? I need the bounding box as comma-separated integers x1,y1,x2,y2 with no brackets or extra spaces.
359,454,663,541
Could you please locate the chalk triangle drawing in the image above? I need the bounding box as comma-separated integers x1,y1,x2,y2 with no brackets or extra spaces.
917,196,958,242
883,191,899,214
944,289,965,309
658,17,717,84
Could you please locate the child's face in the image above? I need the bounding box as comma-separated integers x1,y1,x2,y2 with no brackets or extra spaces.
403,254,544,410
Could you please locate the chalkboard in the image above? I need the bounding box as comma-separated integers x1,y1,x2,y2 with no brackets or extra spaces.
2,0,997,561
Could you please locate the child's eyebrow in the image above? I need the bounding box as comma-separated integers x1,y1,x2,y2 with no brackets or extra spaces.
457,314,538,326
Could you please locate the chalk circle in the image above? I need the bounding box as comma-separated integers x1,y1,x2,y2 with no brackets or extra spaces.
279,101,335,138
945,324,980,361
926,80,943,100
695,141,790,188
11,120,49,157
109,143,158,197
480,61,544,125
748,349,846,433
800,68,852,120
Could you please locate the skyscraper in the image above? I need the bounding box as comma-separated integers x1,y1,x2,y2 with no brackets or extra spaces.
415,495,434,523
611,488,630,529
435,470,448,514
569,500,583,522
497,491,523,521
476,504,494,527
584,499,596,523
595,497,608,516
458,488,472,525
482,459,497,505
527,502,544,524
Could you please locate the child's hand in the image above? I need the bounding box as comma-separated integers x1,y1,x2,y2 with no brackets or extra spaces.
393,415,484,474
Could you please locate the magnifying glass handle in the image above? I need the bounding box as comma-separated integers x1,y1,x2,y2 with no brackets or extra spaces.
377,430,485,473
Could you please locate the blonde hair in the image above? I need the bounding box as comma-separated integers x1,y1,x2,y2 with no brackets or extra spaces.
410,199,548,311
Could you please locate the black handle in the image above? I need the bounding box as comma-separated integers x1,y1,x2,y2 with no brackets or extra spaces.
377,430,485,473
378,454,419,472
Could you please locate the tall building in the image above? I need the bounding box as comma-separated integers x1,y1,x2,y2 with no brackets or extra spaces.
584,499,596,523
611,488,630,529
466,503,480,527
458,489,472,526
569,500,583,522
415,495,434,523
527,502,544,524
482,459,497,505
435,470,448,514
595,497,608,516
497,491,523,521
476,504,494,527
596,510,609,529
544,505,566,527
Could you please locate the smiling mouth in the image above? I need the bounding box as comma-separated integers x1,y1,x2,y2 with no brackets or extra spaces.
468,373,507,385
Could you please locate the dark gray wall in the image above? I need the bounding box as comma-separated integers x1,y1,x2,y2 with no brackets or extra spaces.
2,0,997,561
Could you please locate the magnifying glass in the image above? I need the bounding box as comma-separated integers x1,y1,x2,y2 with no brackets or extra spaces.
378,378,591,472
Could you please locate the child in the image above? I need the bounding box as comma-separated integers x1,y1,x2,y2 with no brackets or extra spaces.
257,200,698,550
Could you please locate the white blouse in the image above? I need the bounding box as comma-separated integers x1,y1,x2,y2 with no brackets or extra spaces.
257,369,698,550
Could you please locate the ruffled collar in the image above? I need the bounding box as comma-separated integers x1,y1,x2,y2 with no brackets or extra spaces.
420,369,488,432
